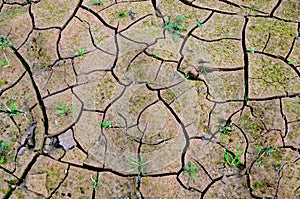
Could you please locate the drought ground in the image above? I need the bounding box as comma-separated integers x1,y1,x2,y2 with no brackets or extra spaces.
0,0,299,198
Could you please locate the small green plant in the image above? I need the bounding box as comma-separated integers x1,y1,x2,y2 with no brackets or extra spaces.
74,48,86,59
90,0,103,5
183,162,199,181
254,145,275,158
176,15,185,23
54,100,75,117
164,15,187,41
197,22,203,27
288,59,295,64
101,121,111,129
157,135,168,143
119,11,127,18
0,141,8,164
274,161,281,171
152,50,158,59
222,146,244,169
0,53,10,67
127,155,151,173
255,160,263,167
253,181,263,190
2,98,21,117
90,173,100,191
0,36,12,49
219,121,233,134
248,47,255,53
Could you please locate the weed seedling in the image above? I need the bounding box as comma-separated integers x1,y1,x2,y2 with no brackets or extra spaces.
219,121,233,134
119,11,127,18
0,141,8,164
183,162,199,181
0,53,10,67
274,161,281,171
164,15,187,41
54,100,75,117
254,145,275,158
288,59,295,64
0,36,12,49
127,155,151,173
222,146,244,169
90,173,102,191
176,15,185,23
157,135,168,143
101,121,111,129
2,98,21,117
197,22,203,27
255,160,262,167
248,47,255,53
90,0,103,5
152,50,158,59
74,49,86,59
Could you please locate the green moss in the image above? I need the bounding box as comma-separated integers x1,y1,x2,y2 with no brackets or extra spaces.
253,181,263,190
0,6,27,21
162,90,177,101
7,179,17,185
15,191,25,199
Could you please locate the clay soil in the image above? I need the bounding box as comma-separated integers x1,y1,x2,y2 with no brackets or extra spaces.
0,0,299,198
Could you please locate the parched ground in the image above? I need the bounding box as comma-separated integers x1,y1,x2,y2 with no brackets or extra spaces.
0,0,299,198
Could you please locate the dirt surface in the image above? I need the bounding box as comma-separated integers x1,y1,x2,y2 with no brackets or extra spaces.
0,0,299,198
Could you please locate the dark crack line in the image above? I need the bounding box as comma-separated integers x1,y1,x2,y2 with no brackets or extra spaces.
248,92,300,101
3,152,40,199
245,170,263,199
269,0,282,17
0,71,27,96
261,27,271,52
193,157,213,181
233,123,249,170
47,89,84,138
179,0,237,15
46,164,70,199
285,36,297,60
247,14,299,23
136,99,159,133
118,13,153,34
200,175,223,199
81,5,117,30
241,16,249,107
219,0,269,15
191,33,241,42
100,86,127,167
11,46,49,139
96,0,148,13
146,84,191,185
279,98,288,142
143,48,178,63
177,11,214,74
71,127,89,156
42,152,178,179
74,16,115,56
119,33,149,45
60,0,83,30
84,20,115,56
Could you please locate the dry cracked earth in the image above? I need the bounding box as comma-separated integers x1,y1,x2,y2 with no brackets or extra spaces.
0,0,300,198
